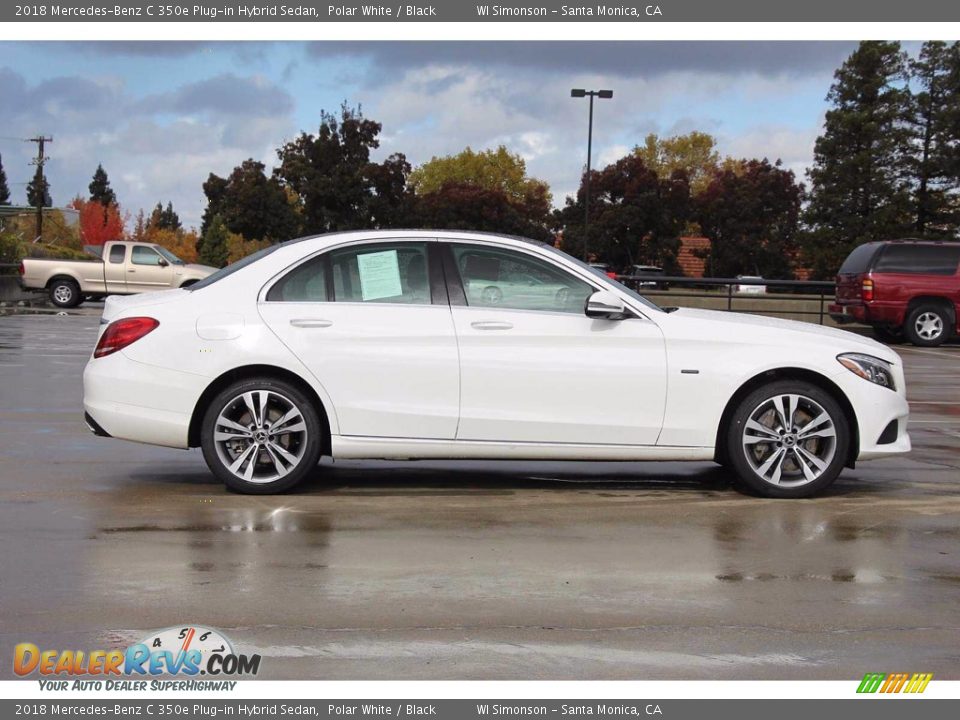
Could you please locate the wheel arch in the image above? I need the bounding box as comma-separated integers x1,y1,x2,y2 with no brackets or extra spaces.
188,364,331,455
714,367,859,469
906,295,957,329
45,273,81,289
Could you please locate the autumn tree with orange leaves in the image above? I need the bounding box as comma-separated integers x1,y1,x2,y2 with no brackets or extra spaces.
70,197,127,246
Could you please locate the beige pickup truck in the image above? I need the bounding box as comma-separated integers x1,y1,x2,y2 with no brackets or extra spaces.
19,240,217,308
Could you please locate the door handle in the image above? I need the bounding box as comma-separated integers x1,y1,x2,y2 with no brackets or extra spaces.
127,269,135,273
290,318,333,328
470,321,513,330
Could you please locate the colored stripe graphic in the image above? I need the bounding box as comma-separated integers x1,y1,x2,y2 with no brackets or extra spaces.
857,672,932,693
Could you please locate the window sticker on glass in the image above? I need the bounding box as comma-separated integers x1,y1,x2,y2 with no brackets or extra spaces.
357,249,403,301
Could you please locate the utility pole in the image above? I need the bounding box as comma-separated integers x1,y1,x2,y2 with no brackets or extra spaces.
27,135,52,241
570,90,612,263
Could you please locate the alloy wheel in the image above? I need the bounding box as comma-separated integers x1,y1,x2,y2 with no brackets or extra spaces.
915,312,943,341
213,390,309,484
741,393,837,488
53,285,73,304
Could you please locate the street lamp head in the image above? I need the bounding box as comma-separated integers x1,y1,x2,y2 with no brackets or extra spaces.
570,89,586,98
598,90,613,99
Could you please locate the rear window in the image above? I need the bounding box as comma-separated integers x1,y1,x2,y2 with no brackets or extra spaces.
874,244,960,275
838,243,882,275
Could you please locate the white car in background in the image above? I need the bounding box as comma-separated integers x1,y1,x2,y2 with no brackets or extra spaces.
83,230,910,498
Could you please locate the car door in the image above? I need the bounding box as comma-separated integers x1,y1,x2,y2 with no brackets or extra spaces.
258,239,460,440
445,241,667,446
103,243,128,294
126,245,174,292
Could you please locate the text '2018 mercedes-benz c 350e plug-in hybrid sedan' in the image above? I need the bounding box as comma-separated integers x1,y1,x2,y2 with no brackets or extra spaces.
83,231,910,498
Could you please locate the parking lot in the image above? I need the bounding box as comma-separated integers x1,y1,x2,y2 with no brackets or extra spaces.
1,307,958,680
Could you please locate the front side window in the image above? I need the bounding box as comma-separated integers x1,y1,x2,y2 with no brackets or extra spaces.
108,245,125,264
131,246,163,266
268,242,432,304
451,244,593,313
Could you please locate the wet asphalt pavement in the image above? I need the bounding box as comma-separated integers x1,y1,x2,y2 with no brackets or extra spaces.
1,309,959,680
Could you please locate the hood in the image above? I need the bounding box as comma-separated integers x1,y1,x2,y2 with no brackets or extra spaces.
669,307,897,360
102,289,188,323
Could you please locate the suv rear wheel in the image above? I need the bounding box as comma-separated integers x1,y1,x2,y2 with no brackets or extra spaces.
905,304,950,347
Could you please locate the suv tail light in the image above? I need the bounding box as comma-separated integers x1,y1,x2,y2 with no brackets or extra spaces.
18,262,24,277
94,317,159,358
861,278,874,302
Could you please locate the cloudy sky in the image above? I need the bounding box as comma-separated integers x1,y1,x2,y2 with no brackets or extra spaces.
0,41,911,229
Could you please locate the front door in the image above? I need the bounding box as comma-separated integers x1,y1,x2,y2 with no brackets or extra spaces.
258,240,460,439
446,242,667,446
126,245,175,292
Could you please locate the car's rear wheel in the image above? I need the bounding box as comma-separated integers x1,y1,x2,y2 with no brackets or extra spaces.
726,380,849,498
905,304,950,347
49,278,82,308
200,377,322,494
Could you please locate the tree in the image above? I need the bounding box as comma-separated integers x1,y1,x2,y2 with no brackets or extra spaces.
416,183,552,241
88,164,117,207
408,145,552,237
410,146,553,206
804,41,914,277
197,214,230,268
147,227,200,265
26,166,51,208
70,197,126,246
697,159,803,278
149,201,182,232
202,159,299,242
557,153,691,271
274,104,413,233
909,41,960,236
634,132,721,196
0,153,10,205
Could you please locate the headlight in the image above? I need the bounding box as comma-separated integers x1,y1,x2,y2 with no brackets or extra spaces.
837,353,896,391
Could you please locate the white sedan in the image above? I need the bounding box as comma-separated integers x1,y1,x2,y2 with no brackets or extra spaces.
83,231,910,498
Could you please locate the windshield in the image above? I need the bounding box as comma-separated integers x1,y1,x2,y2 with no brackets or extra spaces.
186,243,283,291
540,244,662,312
154,246,185,265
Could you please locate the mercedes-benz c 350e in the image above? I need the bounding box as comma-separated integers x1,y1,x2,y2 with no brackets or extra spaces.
83,231,911,498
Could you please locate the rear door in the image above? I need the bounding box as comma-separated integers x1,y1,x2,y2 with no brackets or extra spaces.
258,239,461,439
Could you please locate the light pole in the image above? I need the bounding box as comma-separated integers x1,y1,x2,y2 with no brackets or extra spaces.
570,88,612,263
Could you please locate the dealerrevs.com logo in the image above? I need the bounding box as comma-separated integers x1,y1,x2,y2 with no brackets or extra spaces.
14,626,261,683
857,672,933,694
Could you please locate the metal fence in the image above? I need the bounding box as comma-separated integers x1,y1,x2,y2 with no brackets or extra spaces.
617,275,837,325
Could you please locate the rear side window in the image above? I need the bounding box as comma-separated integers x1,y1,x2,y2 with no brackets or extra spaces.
874,244,960,275
266,256,328,302
330,243,431,305
109,245,125,264
838,243,881,274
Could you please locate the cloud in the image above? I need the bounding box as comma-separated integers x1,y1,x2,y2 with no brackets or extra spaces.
307,41,857,81
137,74,294,117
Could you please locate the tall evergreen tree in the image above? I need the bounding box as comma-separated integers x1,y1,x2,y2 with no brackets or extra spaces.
909,41,960,236
26,165,51,208
88,164,117,206
804,41,914,277
197,214,230,268
0,153,10,205
149,201,182,231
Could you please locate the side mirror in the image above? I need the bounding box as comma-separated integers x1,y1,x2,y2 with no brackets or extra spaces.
157,258,169,267
585,290,627,320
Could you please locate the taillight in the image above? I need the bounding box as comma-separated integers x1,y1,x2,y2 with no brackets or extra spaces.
861,278,874,302
606,271,617,279
18,262,24,276
94,317,159,358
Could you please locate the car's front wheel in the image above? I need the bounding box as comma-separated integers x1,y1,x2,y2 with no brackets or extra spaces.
200,377,323,494
726,380,850,498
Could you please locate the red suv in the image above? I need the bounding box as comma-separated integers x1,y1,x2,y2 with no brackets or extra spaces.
829,239,960,346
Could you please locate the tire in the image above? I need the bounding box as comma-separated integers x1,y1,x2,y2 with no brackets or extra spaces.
725,380,850,499
871,325,904,345
904,304,951,347
48,278,82,308
200,377,323,494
